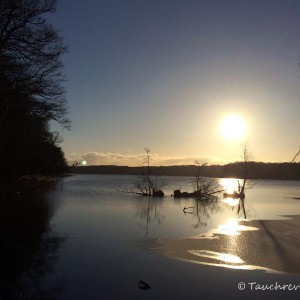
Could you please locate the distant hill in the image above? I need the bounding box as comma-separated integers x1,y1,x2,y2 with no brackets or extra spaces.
70,162,300,180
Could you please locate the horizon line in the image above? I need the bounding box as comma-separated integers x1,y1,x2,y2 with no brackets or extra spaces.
71,161,298,168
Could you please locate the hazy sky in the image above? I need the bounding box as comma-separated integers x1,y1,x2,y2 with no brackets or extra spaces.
50,0,300,166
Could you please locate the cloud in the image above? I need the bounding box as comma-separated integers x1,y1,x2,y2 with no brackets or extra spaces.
66,151,224,166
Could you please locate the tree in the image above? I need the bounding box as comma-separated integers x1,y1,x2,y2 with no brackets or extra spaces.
130,148,164,197
223,143,253,200
192,161,221,200
238,143,253,197
0,0,69,178
144,147,151,196
0,0,69,127
175,161,221,200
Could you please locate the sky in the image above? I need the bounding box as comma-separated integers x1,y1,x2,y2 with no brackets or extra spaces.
49,0,300,166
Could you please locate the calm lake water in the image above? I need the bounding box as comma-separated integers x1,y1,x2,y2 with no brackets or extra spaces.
1,174,300,299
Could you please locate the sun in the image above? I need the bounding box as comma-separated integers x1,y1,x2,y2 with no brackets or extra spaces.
220,115,246,140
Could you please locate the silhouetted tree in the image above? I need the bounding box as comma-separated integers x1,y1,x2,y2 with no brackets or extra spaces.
223,144,253,201
174,161,221,200
0,0,69,127
193,161,220,199
130,148,164,196
238,143,253,197
0,0,69,178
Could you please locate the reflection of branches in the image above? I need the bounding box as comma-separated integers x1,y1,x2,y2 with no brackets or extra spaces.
223,196,247,219
222,177,249,219
135,197,164,238
237,198,247,219
0,185,66,300
193,199,221,228
15,234,66,299
183,198,221,229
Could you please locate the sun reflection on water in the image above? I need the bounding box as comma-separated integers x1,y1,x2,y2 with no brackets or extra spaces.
217,219,241,236
181,254,281,273
188,250,244,264
220,178,239,194
184,219,262,272
215,219,258,236
222,197,239,207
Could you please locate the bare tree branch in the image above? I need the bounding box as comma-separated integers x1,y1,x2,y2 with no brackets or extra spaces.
291,145,300,163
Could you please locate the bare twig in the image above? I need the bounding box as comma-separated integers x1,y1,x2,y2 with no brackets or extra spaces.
183,206,195,214
291,145,300,163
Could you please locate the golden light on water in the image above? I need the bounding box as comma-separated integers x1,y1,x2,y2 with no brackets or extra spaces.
220,178,239,194
223,197,239,207
184,252,279,272
220,115,246,140
184,220,260,271
215,219,258,236
188,250,244,264
217,219,241,236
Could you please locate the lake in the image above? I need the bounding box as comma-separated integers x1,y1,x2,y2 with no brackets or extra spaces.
1,174,300,299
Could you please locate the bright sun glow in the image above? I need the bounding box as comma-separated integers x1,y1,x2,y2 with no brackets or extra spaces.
220,115,246,140
220,178,239,194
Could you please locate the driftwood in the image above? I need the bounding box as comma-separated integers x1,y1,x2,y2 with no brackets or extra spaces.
183,206,195,214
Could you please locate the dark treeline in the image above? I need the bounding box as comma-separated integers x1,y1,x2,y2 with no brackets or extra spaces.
71,162,300,180
0,0,69,179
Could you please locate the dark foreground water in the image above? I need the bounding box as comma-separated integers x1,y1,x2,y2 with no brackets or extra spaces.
0,175,300,299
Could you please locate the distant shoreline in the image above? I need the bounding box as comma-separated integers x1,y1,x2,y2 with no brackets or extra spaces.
70,162,300,180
